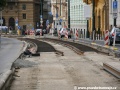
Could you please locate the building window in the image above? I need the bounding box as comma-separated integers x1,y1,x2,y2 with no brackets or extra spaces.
23,25,26,30
22,4,26,10
23,14,26,19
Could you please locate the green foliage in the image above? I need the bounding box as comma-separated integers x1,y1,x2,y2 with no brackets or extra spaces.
0,0,6,8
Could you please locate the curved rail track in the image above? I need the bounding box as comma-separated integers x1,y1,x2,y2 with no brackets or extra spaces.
18,38,101,56
40,38,100,53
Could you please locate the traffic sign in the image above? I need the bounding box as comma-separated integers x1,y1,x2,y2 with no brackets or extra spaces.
15,23,18,26
113,1,117,9
17,26,21,29
112,0,118,18
113,0,118,13
15,17,18,26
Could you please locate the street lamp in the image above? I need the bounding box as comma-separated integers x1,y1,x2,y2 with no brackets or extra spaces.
55,0,57,29
92,0,95,40
68,0,70,28
60,0,61,16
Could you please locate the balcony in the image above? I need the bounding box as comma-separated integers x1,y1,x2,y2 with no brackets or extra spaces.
7,0,18,2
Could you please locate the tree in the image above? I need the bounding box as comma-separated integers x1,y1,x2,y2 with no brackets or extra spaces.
0,0,6,9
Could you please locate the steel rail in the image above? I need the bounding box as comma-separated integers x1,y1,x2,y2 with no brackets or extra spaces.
40,38,84,55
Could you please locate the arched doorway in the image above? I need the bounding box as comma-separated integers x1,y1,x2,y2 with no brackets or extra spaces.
9,17,15,30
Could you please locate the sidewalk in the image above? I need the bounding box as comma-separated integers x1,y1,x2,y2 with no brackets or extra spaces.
43,34,119,50
79,38,104,45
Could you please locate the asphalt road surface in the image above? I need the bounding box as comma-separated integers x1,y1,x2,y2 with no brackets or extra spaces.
0,37,22,76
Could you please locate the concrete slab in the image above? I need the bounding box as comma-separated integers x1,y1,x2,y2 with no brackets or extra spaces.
103,62,120,79
10,40,120,90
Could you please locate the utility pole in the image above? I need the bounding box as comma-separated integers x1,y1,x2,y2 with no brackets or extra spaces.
86,0,89,38
114,18,116,27
68,0,70,28
105,0,108,30
92,0,95,40
56,0,57,14
59,0,61,25
56,0,58,29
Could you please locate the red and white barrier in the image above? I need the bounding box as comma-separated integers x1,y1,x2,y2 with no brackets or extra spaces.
65,30,68,39
76,29,79,39
30,30,35,35
104,30,109,45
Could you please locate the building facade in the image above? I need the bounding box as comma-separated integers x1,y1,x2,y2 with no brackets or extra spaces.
109,0,120,28
43,0,52,29
51,0,68,29
83,0,109,38
2,0,40,31
70,0,87,30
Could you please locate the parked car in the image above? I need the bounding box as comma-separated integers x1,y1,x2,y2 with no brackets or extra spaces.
109,27,120,45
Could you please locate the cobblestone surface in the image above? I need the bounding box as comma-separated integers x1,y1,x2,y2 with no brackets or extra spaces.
10,41,120,90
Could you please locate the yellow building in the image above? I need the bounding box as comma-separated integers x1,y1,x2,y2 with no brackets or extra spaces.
2,0,40,31
83,0,109,37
